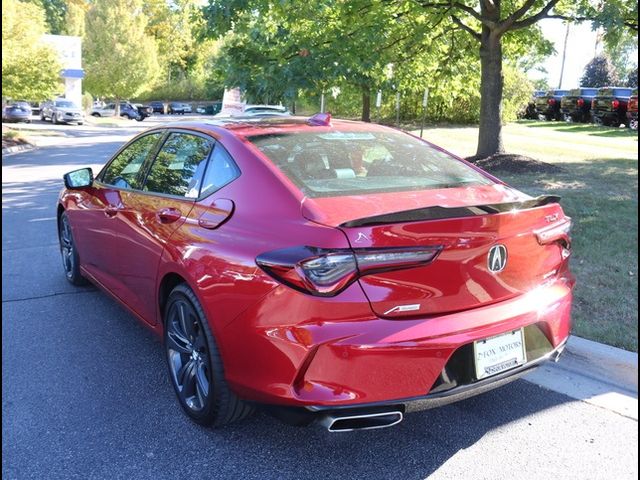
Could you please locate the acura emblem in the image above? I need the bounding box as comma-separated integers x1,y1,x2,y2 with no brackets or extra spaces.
488,245,507,273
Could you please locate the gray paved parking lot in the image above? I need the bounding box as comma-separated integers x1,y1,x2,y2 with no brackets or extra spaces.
2,123,638,480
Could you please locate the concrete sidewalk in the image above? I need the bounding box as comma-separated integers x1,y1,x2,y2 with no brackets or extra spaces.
524,336,638,420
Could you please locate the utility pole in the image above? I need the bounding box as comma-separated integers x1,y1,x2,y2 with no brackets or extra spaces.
558,22,570,89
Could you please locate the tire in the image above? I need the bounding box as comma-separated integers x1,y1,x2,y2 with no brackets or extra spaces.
58,211,88,286
164,284,254,427
53,113,60,124
77,122,84,126
40,113,46,121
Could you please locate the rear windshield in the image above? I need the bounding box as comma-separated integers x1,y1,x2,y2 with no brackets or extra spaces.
249,130,493,198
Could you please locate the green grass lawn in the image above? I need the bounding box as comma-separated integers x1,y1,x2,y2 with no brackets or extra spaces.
412,120,639,351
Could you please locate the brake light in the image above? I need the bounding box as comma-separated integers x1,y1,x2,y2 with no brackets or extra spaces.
256,246,442,296
548,98,556,105
612,99,620,109
577,98,584,107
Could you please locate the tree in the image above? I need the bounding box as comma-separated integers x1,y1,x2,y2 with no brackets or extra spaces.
83,0,160,115
24,0,66,34
204,0,637,159
626,66,638,88
2,0,62,101
580,55,620,88
143,0,205,83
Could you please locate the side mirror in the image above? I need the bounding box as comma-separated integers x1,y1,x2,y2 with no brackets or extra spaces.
64,168,93,189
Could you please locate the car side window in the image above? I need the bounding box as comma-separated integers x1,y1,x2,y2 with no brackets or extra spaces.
200,144,240,198
143,133,213,198
101,133,163,189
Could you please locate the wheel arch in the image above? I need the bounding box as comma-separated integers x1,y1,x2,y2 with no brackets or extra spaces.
56,203,65,225
158,272,189,326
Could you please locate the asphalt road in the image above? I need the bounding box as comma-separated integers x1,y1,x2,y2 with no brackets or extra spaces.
2,124,638,480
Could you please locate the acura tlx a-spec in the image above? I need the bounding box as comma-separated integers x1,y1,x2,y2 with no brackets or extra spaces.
57,113,574,432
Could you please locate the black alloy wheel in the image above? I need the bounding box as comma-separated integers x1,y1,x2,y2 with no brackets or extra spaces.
164,284,254,426
58,212,87,285
166,296,212,413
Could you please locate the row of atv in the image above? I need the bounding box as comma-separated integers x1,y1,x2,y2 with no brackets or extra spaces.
523,87,638,130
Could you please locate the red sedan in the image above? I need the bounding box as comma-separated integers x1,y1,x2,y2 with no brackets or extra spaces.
57,114,574,431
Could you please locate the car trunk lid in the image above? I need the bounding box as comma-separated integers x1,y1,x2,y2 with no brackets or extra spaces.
303,186,570,318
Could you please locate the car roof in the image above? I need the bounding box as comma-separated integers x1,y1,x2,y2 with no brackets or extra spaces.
142,116,397,140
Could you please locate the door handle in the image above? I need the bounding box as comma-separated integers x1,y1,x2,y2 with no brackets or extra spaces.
104,206,120,217
157,207,182,224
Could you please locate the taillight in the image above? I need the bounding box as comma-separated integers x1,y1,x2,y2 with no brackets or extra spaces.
548,98,556,105
612,99,620,109
534,218,572,250
577,98,584,107
535,218,572,262
256,246,442,296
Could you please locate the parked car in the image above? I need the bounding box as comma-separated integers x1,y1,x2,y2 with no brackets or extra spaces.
2,103,32,123
560,87,598,123
91,102,149,121
196,102,222,115
534,89,569,121
133,103,154,120
591,87,634,127
57,114,574,430
244,104,290,116
149,101,166,114
40,99,84,125
627,89,638,130
168,102,192,114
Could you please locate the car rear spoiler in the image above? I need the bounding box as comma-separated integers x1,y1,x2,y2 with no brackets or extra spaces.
340,195,561,228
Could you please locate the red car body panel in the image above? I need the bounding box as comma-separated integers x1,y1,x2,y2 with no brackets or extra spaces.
58,118,574,413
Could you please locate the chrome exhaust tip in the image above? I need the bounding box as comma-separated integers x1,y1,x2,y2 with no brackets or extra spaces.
552,342,567,363
320,411,403,432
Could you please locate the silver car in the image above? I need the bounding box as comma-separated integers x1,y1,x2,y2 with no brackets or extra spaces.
41,99,84,125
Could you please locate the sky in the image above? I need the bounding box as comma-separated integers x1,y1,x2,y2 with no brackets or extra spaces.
531,18,602,89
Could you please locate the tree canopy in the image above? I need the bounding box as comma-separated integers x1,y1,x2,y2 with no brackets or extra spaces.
204,0,638,158
580,55,620,88
83,0,160,111
2,0,62,101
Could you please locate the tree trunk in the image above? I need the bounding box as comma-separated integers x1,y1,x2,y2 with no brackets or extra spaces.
115,98,120,117
476,28,505,158
361,87,371,122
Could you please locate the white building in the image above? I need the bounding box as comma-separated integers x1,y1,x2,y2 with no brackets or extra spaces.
41,34,84,106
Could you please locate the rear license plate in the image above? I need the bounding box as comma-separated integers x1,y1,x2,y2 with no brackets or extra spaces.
474,329,526,380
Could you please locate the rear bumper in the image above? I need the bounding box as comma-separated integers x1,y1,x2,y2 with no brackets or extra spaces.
299,336,567,422
225,277,574,409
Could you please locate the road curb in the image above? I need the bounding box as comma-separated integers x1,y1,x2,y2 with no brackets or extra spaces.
2,143,36,156
524,335,638,420
565,336,638,391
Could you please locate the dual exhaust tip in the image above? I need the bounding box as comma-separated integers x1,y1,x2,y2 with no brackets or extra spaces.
319,410,403,432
